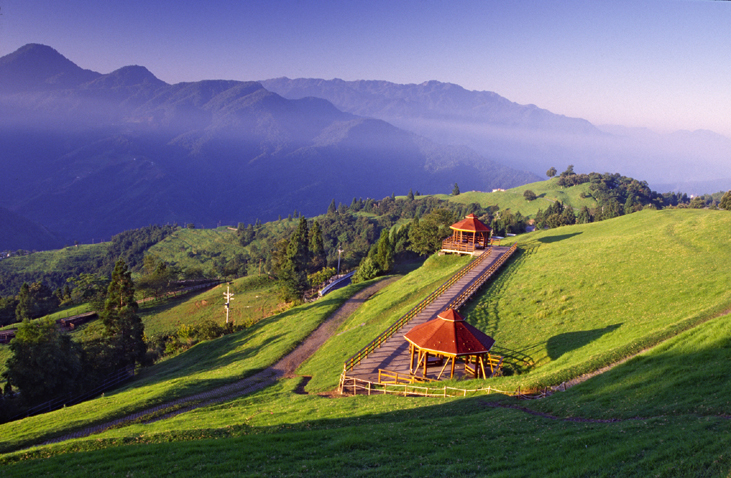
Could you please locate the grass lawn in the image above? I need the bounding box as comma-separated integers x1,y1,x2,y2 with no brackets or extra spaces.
0,280,373,454
436,177,599,217
5,296,731,476
2,209,731,476
455,208,731,391
138,275,282,336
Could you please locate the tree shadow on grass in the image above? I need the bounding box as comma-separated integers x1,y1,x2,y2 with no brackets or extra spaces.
538,232,582,244
547,323,622,360
127,294,349,394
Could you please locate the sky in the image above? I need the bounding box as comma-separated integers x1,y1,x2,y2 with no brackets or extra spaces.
1,0,730,137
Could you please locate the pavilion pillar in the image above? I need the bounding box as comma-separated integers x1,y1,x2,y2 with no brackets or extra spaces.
409,344,415,374
424,351,429,377
450,356,456,378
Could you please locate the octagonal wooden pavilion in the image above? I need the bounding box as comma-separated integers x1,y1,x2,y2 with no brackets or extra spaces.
404,309,501,380
441,213,491,255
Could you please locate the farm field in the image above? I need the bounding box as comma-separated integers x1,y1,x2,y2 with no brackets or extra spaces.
1,208,730,476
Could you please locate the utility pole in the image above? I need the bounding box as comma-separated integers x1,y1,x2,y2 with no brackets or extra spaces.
337,247,344,274
223,284,234,324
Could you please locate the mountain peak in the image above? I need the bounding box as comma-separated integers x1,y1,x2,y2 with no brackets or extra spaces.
86,65,167,89
0,43,101,92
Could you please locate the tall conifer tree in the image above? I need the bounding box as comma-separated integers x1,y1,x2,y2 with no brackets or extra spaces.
102,260,146,369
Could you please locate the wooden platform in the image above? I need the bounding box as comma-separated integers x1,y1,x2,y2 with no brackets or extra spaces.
346,246,513,383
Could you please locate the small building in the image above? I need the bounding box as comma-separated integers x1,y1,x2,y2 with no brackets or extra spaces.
0,329,17,344
57,311,98,330
404,309,501,380
441,213,492,255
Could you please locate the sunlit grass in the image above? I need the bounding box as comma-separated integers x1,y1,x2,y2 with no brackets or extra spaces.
435,177,598,217
3,209,731,477
0,281,371,453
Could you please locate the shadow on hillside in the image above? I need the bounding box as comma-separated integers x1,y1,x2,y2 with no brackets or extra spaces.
138,288,211,318
125,294,348,397
538,232,582,243
547,324,622,360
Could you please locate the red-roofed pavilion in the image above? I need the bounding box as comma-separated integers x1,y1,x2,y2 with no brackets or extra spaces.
404,309,501,380
441,213,491,255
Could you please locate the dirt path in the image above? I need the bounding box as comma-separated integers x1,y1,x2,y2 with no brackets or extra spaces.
39,277,397,447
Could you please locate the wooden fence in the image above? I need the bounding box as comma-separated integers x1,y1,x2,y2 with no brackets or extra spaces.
338,375,550,399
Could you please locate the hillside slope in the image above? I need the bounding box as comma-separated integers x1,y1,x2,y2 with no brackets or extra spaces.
2,210,731,476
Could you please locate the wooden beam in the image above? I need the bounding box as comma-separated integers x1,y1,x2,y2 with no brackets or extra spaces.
437,355,450,380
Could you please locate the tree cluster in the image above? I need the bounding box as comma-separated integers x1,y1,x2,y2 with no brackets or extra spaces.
1,260,146,420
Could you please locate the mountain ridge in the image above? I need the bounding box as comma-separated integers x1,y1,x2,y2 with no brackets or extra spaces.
0,44,539,245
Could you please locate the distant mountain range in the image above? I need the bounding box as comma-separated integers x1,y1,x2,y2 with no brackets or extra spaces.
0,44,539,248
261,78,731,193
2,44,729,251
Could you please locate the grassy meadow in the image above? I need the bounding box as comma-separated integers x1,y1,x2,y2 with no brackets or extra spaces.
138,275,282,336
5,312,731,476
458,208,731,391
0,280,376,453
2,208,731,476
438,177,599,216
145,227,243,276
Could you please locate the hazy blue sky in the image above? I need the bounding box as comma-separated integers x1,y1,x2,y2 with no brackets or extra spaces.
1,0,730,136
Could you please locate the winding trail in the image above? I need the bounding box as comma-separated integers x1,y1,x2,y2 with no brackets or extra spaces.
39,277,397,446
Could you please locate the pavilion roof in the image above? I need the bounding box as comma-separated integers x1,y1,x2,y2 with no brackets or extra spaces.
404,309,495,356
450,214,491,233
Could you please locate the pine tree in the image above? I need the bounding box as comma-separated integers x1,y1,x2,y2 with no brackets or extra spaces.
102,260,146,369
327,199,337,215
407,189,414,200
278,217,311,302
15,283,32,322
452,183,460,196
309,220,326,272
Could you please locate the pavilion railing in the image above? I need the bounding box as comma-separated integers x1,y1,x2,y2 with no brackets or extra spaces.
441,239,483,253
342,247,495,373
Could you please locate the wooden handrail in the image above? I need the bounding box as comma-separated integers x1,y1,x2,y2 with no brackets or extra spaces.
343,249,494,371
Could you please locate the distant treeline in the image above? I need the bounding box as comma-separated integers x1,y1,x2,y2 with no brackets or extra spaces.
0,225,177,298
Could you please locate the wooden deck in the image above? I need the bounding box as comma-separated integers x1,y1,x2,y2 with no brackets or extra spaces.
344,245,514,384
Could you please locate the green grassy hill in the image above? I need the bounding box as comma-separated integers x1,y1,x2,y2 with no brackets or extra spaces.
2,209,731,476
146,227,247,276
435,177,599,217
